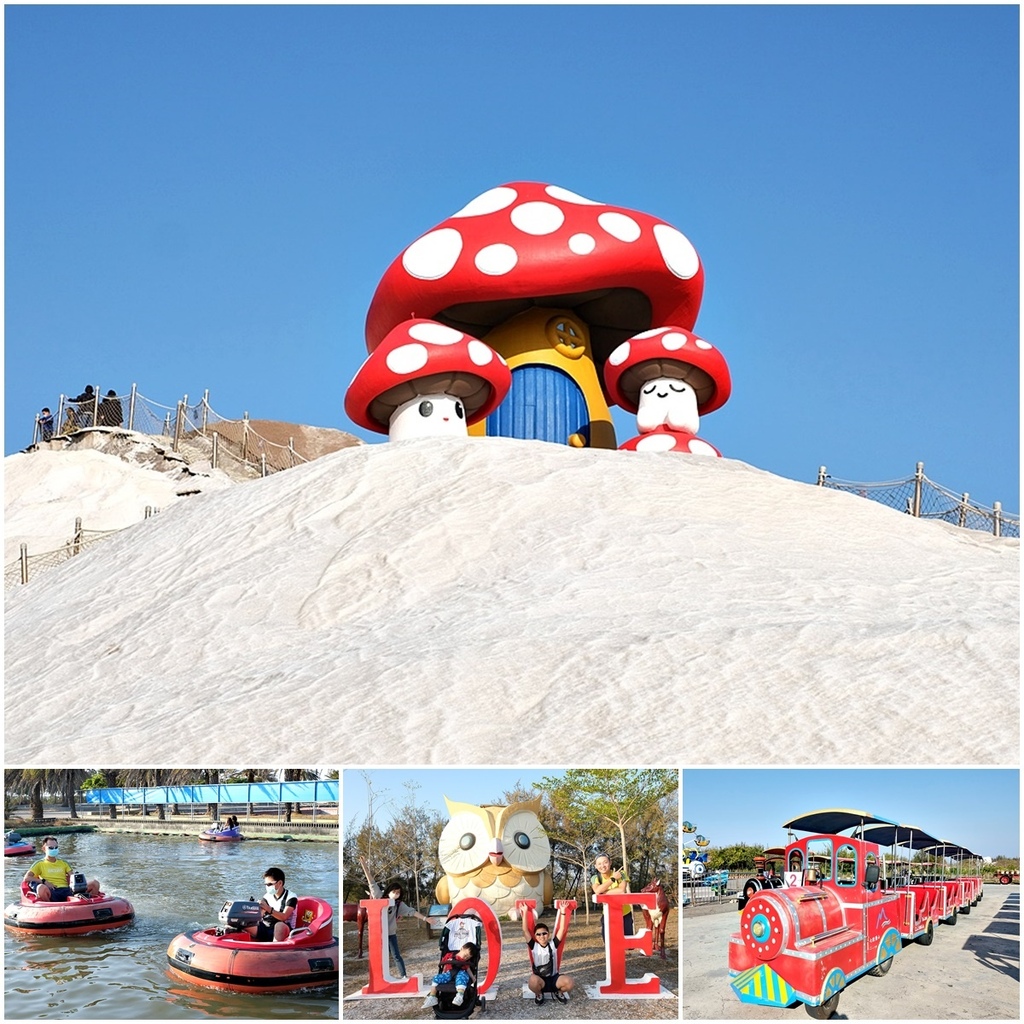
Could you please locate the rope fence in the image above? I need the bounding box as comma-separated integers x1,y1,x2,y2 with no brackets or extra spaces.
5,511,159,591
818,462,1018,539
31,384,311,478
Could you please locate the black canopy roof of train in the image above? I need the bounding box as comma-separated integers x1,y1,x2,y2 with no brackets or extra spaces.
781,808,899,835
858,823,944,850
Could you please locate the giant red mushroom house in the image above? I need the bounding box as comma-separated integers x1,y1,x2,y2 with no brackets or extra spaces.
365,182,706,449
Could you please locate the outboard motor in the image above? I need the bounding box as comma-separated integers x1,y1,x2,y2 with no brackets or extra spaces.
218,900,262,930
69,871,89,895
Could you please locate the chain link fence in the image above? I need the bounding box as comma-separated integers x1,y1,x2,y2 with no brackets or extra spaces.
5,512,159,591
818,462,1018,539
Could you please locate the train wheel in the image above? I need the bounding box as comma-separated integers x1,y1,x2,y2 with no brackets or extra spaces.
806,994,840,1019
944,907,958,926
742,879,761,902
916,921,934,946
961,903,971,915
869,955,894,977
999,874,1010,885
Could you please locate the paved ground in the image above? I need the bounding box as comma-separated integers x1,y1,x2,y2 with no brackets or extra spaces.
341,915,679,1019
682,884,1019,1020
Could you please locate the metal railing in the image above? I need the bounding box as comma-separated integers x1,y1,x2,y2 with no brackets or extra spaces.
818,462,1018,539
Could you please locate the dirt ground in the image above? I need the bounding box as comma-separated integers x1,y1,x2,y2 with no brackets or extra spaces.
682,883,1019,1019
341,913,679,1020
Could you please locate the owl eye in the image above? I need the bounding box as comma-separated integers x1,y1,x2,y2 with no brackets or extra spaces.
500,809,551,873
439,811,491,875
455,401,464,420
418,401,434,417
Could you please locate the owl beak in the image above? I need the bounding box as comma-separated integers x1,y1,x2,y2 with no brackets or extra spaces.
488,838,504,865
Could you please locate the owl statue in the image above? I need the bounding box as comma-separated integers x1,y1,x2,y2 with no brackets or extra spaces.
435,795,553,919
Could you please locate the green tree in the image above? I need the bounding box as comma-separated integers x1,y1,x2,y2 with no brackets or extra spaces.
535,769,678,886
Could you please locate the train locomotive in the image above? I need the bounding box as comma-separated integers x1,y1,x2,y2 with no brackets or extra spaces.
728,808,983,1019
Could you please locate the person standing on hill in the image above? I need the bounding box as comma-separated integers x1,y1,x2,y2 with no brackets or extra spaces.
37,408,54,441
70,385,96,427
98,390,123,427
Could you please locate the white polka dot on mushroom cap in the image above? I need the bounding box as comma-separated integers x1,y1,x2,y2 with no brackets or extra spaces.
402,228,463,280
598,211,641,242
695,338,713,350
633,328,664,340
636,432,678,453
653,223,700,279
568,233,596,255
452,186,518,218
662,332,688,351
688,439,719,456
475,243,518,276
545,184,603,205
467,340,494,366
386,343,429,375
510,201,565,236
407,322,464,345
608,341,631,366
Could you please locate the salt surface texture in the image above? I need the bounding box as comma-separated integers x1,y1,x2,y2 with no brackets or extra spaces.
5,437,1018,764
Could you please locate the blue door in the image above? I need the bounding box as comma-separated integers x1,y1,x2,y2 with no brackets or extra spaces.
487,365,590,445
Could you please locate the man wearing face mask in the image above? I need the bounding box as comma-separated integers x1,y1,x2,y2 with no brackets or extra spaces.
358,854,431,981
244,866,299,942
23,836,101,901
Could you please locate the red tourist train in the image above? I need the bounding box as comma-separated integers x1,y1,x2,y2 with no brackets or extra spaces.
729,809,984,1019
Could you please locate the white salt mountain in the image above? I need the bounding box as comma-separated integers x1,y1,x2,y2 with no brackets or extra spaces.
4,437,1018,764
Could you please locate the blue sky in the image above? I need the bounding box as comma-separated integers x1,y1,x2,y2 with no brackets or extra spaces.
5,5,1019,509
683,769,1019,858
342,768,569,831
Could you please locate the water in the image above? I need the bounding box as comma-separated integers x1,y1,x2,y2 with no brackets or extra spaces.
4,831,339,1019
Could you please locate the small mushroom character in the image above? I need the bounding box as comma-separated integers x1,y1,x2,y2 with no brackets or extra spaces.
344,318,511,441
603,326,731,456
364,182,706,448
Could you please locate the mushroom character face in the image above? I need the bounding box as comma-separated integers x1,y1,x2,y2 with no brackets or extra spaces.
365,182,705,368
344,318,511,440
636,376,700,434
389,393,467,441
603,326,732,418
